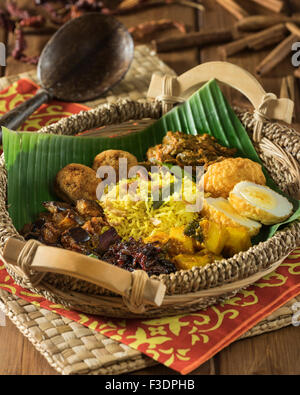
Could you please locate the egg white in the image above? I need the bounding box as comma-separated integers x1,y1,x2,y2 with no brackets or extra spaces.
202,197,261,236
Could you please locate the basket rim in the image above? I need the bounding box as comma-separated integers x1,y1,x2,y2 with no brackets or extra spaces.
0,99,300,317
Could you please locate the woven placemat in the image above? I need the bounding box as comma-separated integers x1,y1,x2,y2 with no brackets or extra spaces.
0,289,156,375
1,289,299,375
0,44,299,374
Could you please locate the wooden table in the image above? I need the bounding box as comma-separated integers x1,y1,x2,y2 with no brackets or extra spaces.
0,0,300,375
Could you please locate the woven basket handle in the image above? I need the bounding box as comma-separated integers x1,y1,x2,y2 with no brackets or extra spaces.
147,61,294,132
1,237,166,314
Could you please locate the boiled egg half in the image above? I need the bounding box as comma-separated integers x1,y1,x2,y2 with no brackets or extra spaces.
229,181,293,225
202,197,261,236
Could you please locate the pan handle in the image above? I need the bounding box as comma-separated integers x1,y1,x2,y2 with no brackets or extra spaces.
0,89,52,144
1,237,166,313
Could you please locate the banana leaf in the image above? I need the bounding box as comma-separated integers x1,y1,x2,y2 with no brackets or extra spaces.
2,79,300,241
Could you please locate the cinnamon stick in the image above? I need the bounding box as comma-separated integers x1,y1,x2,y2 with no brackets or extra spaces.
280,75,295,119
248,24,287,50
236,14,300,32
247,0,284,14
219,24,287,58
280,75,295,102
256,34,298,76
129,19,186,41
219,36,250,58
152,28,234,52
286,22,300,37
104,0,205,14
22,26,58,35
294,68,300,79
176,0,205,11
215,0,248,21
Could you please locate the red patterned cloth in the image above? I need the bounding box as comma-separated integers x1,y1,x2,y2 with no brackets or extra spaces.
1,79,300,374
0,78,89,130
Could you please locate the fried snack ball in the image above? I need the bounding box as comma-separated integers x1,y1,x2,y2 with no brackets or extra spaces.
92,150,138,180
55,163,100,203
203,157,266,198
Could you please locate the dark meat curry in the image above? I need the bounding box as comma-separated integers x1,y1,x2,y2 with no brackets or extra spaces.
147,131,236,170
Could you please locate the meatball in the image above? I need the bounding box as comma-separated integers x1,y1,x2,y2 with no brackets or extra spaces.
54,163,100,203
92,150,138,181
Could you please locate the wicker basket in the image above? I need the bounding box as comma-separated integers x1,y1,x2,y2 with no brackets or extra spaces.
1,62,300,318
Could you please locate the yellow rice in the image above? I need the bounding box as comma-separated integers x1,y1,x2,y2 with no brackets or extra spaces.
99,171,201,240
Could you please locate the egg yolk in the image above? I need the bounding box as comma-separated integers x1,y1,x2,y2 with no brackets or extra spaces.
241,186,276,210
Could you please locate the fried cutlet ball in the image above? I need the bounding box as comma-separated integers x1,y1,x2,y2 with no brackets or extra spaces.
92,150,138,180
55,163,100,203
203,157,266,198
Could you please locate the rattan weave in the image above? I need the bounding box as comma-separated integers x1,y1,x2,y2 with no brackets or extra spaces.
1,99,300,318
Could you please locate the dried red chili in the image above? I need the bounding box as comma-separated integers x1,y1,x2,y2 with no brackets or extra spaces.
19,15,45,28
11,26,26,59
0,1,48,63
18,54,40,65
6,0,30,20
